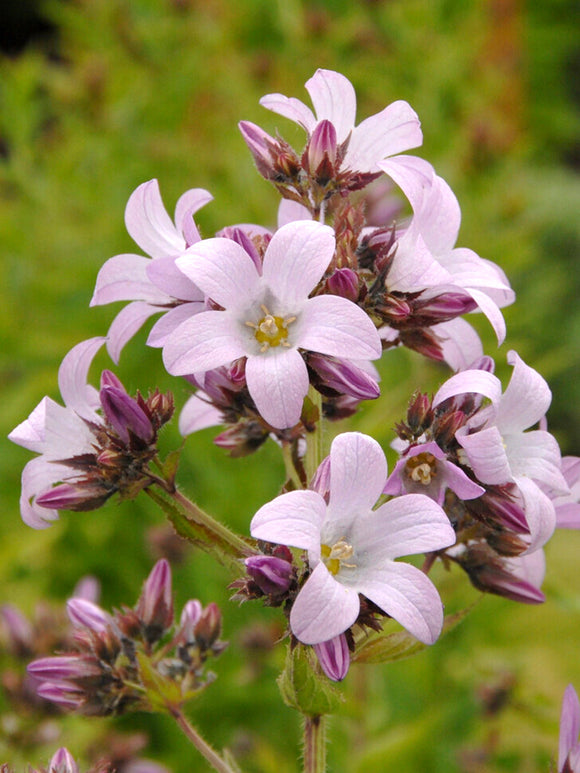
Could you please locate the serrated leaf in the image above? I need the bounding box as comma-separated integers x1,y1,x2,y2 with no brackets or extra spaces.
159,448,182,485
277,643,343,717
352,602,479,665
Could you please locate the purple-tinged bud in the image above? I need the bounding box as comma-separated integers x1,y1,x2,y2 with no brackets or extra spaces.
72,575,101,603
66,598,111,633
304,119,338,183
238,121,281,181
324,268,360,302
220,227,262,273
100,385,154,444
407,392,434,434
35,482,113,512
415,292,477,323
380,295,412,321
35,681,84,710
314,633,350,681
1,605,34,658
100,369,125,391
308,355,380,401
28,655,102,682
48,748,79,773
456,544,545,604
194,602,222,650
432,409,468,448
178,599,203,642
136,559,174,641
245,555,293,597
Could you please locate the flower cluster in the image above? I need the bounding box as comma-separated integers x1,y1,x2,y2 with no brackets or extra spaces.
28,560,226,716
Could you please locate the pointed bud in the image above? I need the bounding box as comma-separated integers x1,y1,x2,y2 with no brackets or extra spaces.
308,355,380,401
72,575,101,603
314,633,350,681
414,292,477,324
407,392,434,434
28,655,102,682
178,599,203,642
238,121,279,180
194,602,222,650
48,748,79,773
35,482,113,512
432,409,468,448
100,385,154,444
35,682,84,710
304,119,338,183
135,559,174,642
66,598,111,633
324,268,360,302
245,555,293,597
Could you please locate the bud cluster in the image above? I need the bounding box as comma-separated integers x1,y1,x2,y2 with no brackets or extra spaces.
27,560,226,717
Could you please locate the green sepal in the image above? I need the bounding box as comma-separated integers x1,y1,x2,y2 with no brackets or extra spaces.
277,643,343,717
352,602,478,665
136,651,183,713
158,447,182,487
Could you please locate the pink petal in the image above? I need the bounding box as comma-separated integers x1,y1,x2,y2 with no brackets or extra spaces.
91,254,169,306
327,433,387,527
125,180,184,259
289,563,360,645
259,93,316,133
415,173,461,256
359,494,455,560
559,684,580,772
262,221,336,305
297,295,382,360
178,393,223,436
245,347,309,429
431,318,484,372
353,560,444,644
514,475,556,553
174,188,213,233
441,459,486,500
346,101,422,172
378,155,435,214
497,351,552,433
163,311,247,376
9,396,50,452
146,256,204,301
20,457,63,528
506,429,568,492
106,302,163,364
305,69,357,142
147,302,203,348
433,369,502,409
388,225,451,292
465,288,506,345
176,239,260,311
57,337,105,419
456,426,512,485
43,400,96,460
250,489,326,553
277,199,312,227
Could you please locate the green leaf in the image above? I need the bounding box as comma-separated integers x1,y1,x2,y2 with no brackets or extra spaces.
136,651,183,712
352,602,479,665
277,643,343,717
158,447,182,487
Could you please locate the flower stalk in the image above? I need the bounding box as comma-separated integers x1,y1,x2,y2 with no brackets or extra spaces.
170,706,241,773
303,715,327,773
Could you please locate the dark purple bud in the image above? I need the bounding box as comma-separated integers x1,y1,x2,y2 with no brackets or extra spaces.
35,482,112,512
66,598,111,633
245,555,293,596
305,119,337,182
309,355,380,401
100,369,125,391
194,602,222,649
380,295,412,321
100,385,154,444
314,633,350,681
239,121,278,179
407,392,434,434
324,268,360,302
415,292,477,323
48,748,79,773
135,559,174,641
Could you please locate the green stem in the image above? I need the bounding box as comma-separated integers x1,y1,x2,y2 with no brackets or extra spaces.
282,442,304,490
303,715,327,773
170,706,240,773
304,387,325,482
146,486,258,576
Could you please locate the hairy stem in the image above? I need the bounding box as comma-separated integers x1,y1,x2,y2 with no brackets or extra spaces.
303,714,327,773
171,706,240,773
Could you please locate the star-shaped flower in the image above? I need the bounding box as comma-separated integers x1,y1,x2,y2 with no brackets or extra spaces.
250,432,456,645
163,220,382,429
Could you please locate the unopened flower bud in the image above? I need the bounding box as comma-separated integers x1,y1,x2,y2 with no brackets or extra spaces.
178,599,203,643
135,559,174,642
313,633,350,681
305,119,338,183
414,292,477,324
324,268,360,302
308,354,380,401
238,121,279,180
407,392,434,434
66,598,111,633
35,482,113,512
245,555,293,597
28,654,102,682
35,681,84,710
48,748,79,773
100,384,154,444
194,602,222,650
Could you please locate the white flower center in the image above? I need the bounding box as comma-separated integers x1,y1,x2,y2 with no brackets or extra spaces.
321,537,356,576
245,304,297,353
406,452,437,486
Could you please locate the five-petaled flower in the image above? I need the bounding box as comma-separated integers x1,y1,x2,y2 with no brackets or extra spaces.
163,220,382,429
250,432,456,645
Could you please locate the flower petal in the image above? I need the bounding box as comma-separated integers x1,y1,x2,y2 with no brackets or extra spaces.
305,69,357,142
125,180,184,259
58,337,105,419
262,221,335,306
559,684,580,772
178,393,223,436
20,457,63,528
497,351,552,433
259,93,317,134
106,302,163,364
245,347,309,429
514,475,556,553
147,302,204,348
346,101,422,172
289,562,360,645
353,560,444,644
174,188,213,234
297,295,382,360
506,429,568,493
9,396,50,452
91,254,169,307
457,425,513,485
176,238,260,311
432,369,502,410
146,256,204,301
250,489,326,553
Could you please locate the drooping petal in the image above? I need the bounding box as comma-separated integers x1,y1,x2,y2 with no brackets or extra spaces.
57,337,105,419
326,433,387,531
456,425,513,485
176,239,260,311
432,318,484,372
346,101,422,172
20,457,63,528
146,256,204,301
305,69,357,142
378,155,435,214
357,494,455,560
125,180,184,259
259,93,317,134
506,429,568,493
353,560,444,644
163,311,247,376
174,188,213,234
297,295,382,360
432,369,502,410
91,254,170,306
106,302,164,364
250,489,326,553
513,475,556,553
43,400,97,461
245,347,309,429
178,393,223,436
496,351,552,433
8,396,50,452
147,302,204,348
464,288,507,345
289,562,360,645
261,221,336,306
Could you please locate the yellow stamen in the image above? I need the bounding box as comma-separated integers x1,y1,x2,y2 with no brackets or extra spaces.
321,538,356,575
405,452,437,486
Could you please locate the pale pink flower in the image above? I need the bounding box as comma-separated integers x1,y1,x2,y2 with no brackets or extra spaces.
91,179,212,362
259,68,422,174
250,432,455,645
559,684,580,772
163,220,381,429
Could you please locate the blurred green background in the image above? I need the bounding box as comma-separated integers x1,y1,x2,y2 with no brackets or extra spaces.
1,0,579,770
